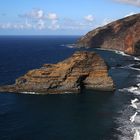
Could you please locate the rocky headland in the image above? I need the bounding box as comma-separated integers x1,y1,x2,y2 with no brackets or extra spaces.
77,13,140,56
0,51,115,94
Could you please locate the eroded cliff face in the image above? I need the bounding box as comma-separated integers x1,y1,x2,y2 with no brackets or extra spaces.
77,14,140,55
0,51,115,94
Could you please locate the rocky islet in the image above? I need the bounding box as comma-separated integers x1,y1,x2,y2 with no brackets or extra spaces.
0,51,115,94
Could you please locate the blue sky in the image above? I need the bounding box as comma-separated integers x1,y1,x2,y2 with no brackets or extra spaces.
0,0,140,35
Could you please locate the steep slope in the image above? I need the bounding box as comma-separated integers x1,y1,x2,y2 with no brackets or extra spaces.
77,14,140,55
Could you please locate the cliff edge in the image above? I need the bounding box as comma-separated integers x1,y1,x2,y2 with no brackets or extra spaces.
77,14,140,56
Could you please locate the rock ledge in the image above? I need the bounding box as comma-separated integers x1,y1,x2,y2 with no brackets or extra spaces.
0,51,115,94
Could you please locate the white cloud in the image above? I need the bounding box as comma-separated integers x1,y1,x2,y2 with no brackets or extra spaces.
48,19,60,30
124,12,136,17
0,23,11,29
36,19,46,30
21,10,59,21
112,0,140,7
59,18,95,30
20,9,45,19
84,15,94,22
48,24,60,30
47,13,58,20
27,9,45,19
0,9,97,31
47,13,59,30
25,20,33,29
17,9,60,30
0,22,33,30
0,18,95,31
36,10,44,19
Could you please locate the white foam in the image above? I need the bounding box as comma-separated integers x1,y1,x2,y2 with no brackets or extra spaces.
131,103,138,109
134,115,140,124
120,64,140,71
116,88,140,139
60,44,76,48
66,44,76,48
134,57,140,61
114,50,130,56
130,112,138,123
128,67,140,71
115,51,140,62
132,99,139,104
119,87,138,93
21,91,38,94
137,83,140,87
131,89,140,95
96,48,140,63
115,105,134,140
64,91,74,94
119,83,140,95
133,130,140,140
96,48,130,56
131,99,139,109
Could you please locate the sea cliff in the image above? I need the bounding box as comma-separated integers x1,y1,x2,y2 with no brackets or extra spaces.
0,51,115,94
77,13,140,56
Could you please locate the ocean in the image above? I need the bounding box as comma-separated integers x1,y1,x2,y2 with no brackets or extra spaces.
0,36,140,140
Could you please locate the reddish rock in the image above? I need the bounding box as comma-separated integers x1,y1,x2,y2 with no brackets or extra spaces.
0,51,115,94
77,13,140,55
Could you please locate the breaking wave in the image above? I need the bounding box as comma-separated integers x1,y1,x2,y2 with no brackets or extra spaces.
96,48,140,61
113,50,140,62
119,83,140,95
119,82,140,140
60,44,76,48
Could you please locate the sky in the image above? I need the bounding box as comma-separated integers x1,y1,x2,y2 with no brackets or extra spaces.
0,0,140,35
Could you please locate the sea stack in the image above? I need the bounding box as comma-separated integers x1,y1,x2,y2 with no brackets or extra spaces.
0,51,115,94
77,13,140,56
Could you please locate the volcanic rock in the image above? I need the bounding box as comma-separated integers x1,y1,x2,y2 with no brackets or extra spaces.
0,51,115,94
77,13,140,56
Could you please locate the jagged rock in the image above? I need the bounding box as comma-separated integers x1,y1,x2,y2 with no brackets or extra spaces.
0,51,115,94
77,13,140,56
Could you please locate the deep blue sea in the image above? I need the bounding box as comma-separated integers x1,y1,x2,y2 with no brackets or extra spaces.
0,36,140,140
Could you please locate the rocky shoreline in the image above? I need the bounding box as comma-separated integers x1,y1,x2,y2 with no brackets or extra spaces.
0,51,115,94
77,13,140,56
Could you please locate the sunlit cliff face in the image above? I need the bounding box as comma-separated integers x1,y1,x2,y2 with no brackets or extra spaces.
77,14,140,56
